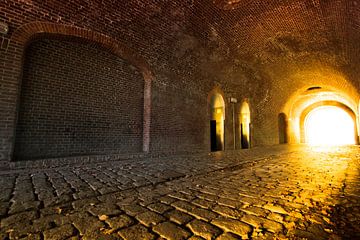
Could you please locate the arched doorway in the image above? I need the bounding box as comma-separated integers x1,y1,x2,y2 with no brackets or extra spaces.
240,101,251,149
210,93,225,151
278,113,288,144
304,106,356,145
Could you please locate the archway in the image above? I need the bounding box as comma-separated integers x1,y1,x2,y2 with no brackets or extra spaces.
14,36,146,160
304,106,356,145
299,101,358,145
240,101,251,149
282,83,360,145
7,22,154,162
209,93,225,151
278,113,288,144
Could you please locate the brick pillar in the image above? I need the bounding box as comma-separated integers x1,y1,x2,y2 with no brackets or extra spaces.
0,39,23,168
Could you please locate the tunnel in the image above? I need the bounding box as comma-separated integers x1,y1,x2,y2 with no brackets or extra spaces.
0,0,360,239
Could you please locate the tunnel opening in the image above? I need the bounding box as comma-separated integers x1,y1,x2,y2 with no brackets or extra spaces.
304,106,356,146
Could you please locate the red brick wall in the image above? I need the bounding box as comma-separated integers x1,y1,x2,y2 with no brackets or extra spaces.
14,37,144,160
0,0,359,165
150,82,207,153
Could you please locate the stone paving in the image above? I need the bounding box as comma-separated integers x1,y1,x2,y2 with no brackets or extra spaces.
0,145,359,239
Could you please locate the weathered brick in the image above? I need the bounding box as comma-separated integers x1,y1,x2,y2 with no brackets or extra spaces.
164,209,194,225
43,224,75,240
186,219,222,240
135,210,166,227
118,224,155,240
152,222,191,240
212,217,252,238
105,215,133,229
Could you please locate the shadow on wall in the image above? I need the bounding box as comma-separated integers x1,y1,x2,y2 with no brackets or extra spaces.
278,112,288,144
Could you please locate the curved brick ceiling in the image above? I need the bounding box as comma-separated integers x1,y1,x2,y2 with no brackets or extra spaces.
10,0,357,69
204,0,350,63
3,0,360,98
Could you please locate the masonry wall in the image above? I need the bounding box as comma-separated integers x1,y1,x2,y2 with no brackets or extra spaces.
14,38,144,160
150,82,207,154
0,0,359,166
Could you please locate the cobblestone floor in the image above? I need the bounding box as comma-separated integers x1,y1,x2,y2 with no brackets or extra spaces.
0,145,359,239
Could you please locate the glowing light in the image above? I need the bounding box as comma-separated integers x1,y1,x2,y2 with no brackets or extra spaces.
305,106,355,146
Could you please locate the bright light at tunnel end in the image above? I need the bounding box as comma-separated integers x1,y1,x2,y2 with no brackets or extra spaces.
305,106,356,146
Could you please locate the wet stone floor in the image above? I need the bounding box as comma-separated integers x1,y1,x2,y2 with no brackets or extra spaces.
0,145,359,239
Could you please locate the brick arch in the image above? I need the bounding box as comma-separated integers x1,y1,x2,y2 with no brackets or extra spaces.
207,87,226,117
11,22,152,77
11,22,153,153
207,87,226,152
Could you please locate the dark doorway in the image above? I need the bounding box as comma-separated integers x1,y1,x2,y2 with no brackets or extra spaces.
278,113,288,144
240,123,250,149
210,120,224,151
210,120,217,151
209,93,225,152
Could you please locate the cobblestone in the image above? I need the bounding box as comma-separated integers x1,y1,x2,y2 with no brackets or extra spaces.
212,217,252,238
153,221,191,240
0,145,359,239
147,202,173,214
43,224,75,240
136,210,166,227
118,224,155,240
165,209,194,225
216,232,241,240
186,219,222,239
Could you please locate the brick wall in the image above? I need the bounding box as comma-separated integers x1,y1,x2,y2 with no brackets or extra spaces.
0,0,359,165
150,81,207,153
14,37,144,160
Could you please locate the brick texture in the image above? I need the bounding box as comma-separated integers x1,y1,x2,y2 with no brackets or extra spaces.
0,0,359,164
14,37,144,160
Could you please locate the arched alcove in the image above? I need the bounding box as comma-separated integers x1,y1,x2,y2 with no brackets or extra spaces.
14,36,145,160
240,101,251,149
209,92,225,152
9,22,154,161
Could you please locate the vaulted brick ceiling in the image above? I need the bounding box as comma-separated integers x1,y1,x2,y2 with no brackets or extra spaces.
4,0,360,92
188,0,360,100
16,0,358,65
198,0,353,63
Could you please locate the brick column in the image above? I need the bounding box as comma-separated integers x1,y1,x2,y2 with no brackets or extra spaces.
0,39,23,168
